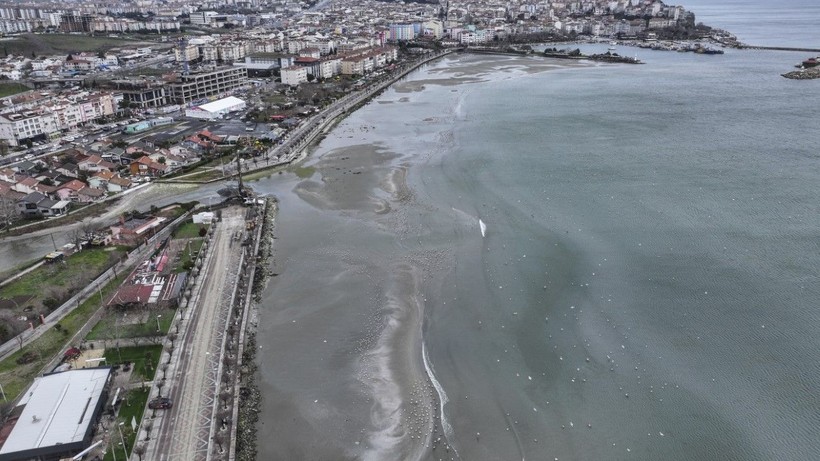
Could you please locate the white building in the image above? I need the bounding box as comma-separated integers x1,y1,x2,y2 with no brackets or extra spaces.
185,96,246,120
0,368,112,460
280,66,308,86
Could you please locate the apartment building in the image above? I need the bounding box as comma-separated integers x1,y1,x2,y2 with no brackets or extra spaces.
281,66,308,86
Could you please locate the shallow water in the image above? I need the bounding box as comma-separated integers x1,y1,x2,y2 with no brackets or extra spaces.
252,49,820,460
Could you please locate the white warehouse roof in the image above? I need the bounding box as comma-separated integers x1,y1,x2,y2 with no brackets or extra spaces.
0,368,111,456
196,96,245,113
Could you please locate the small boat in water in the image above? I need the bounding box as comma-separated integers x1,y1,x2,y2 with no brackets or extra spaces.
479,219,487,237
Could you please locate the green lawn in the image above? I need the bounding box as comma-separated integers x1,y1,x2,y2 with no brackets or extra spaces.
104,345,161,381
103,387,150,461
172,239,203,274
0,273,127,400
0,248,125,313
87,309,175,340
0,82,30,98
173,222,207,240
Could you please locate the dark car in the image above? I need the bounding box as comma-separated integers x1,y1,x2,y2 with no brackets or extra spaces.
148,397,173,410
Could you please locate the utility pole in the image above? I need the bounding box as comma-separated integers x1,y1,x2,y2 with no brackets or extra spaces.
235,152,244,196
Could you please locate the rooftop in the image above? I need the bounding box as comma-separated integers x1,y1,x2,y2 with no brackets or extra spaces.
196,96,246,113
0,367,111,457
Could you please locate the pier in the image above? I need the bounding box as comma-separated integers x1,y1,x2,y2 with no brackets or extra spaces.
739,45,820,53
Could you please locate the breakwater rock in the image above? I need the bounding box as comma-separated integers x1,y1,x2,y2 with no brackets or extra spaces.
782,67,820,80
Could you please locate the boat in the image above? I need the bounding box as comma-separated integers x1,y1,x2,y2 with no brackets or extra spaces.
800,57,819,68
479,219,487,237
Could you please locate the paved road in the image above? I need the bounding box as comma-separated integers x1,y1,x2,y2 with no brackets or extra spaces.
148,207,246,461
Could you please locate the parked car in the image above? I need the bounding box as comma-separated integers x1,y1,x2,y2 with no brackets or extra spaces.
148,397,173,410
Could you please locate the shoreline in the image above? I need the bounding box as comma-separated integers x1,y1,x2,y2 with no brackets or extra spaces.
234,198,276,460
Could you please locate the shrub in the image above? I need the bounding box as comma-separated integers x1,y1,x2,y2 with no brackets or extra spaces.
16,351,37,365
43,298,60,310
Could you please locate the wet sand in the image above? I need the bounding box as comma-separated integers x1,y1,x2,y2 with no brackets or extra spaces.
253,53,588,460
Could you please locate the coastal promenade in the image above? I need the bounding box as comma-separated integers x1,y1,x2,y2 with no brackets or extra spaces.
145,205,258,461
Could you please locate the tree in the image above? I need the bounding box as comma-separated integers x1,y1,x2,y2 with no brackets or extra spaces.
167,331,178,347
0,197,17,230
134,443,146,461
306,73,315,82
219,389,232,409
0,313,27,345
143,420,153,441
68,222,96,251
213,432,225,453
216,407,231,429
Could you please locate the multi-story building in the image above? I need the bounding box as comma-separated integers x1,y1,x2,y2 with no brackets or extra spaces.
0,111,58,145
318,58,341,80
0,91,120,146
175,43,202,64
388,23,416,41
280,66,307,86
120,82,167,108
60,13,93,33
165,67,248,104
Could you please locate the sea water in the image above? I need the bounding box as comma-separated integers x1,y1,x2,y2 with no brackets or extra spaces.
252,5,820,460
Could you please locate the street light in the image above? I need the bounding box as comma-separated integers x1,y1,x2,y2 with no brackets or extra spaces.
117,422,127,458
156,314,162,332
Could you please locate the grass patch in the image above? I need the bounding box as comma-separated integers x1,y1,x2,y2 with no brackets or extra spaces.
86,308,176,340
0,82,30,98
0,198,123,238
100,390,148,461
116,387,150,460
173,239,203,274
173,222,207,240
101,387,148,461
0,272,127,401
104,345,161,381
1,34,151,56
0,248,125,317
119,387,149,425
